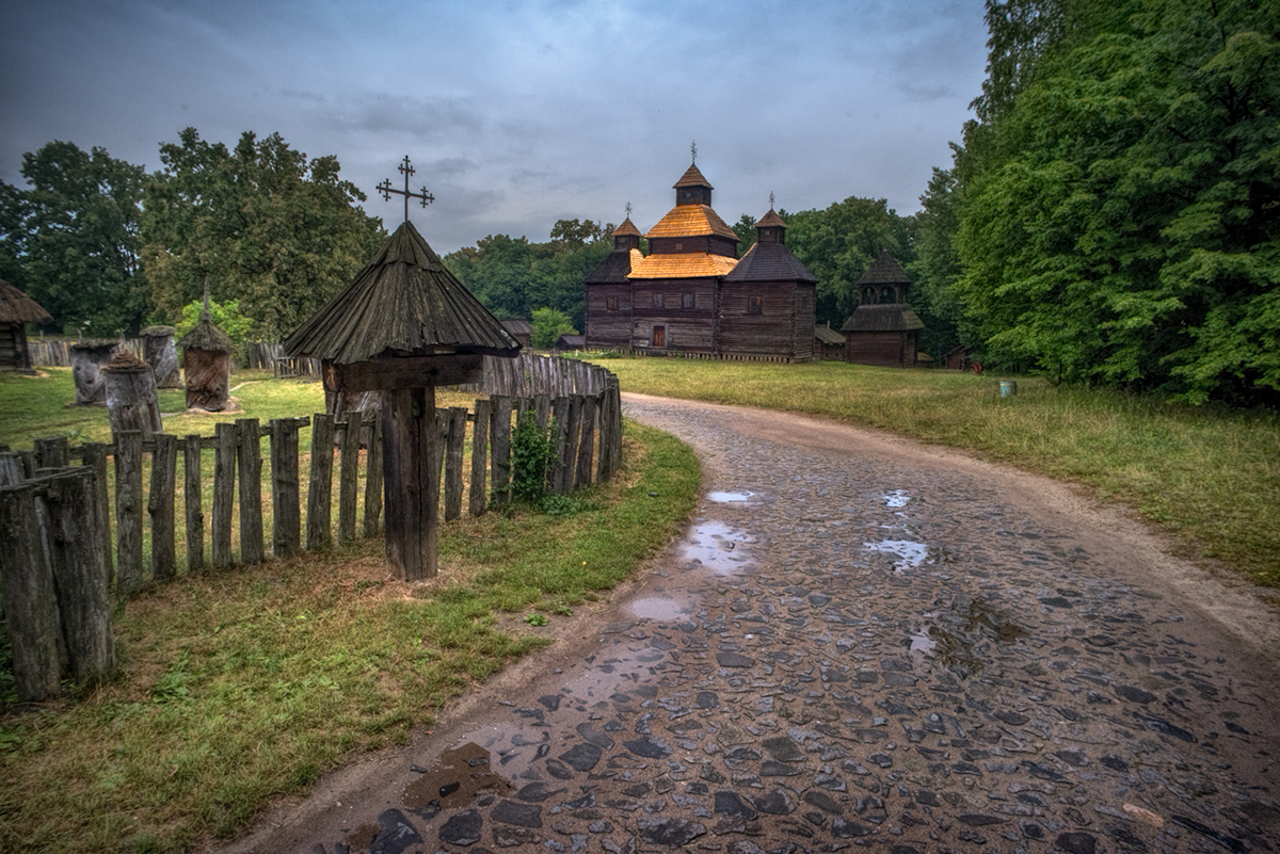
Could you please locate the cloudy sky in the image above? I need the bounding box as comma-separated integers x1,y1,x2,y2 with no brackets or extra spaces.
1,0,989,254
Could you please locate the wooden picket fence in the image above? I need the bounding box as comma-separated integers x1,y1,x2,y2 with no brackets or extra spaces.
0,381,622,703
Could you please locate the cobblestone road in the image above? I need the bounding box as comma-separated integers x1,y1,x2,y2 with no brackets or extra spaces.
232,396,1280,854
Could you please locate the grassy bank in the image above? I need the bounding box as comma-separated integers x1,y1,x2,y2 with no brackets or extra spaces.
590,357,1280,587
0,411,699,853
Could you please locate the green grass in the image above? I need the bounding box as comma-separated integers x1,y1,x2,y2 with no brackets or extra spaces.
0,414,699,853
592,357,1280,587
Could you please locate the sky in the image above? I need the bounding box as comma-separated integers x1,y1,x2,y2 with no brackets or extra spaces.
1,0,990,255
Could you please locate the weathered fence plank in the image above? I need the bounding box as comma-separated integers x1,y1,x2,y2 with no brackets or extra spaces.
338,413,360,543
271,419,301,557
363,413,382,537
490,395,512,509
0,482,63,701
212,423,237,569
184,435,204,572
443,407,467,522
469,399,491,516
115,430,145,591
550,396,572,494
35,436,69,469
44,468,114,685
307,414,334,551
382,387,436,580
83,443,114,582
149,434,177,580
236,419,264,564
576,394,597,490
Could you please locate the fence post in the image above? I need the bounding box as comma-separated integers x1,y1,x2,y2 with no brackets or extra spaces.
236,419,264,564
184,435,204,572
550,396,572,494
363,412,382,537
35,436,69,468
43,468,115,685
443,407,467,521
271,418,301,557
490,395,512,509
470,399,491,517
81,443,115,583
307,414,335,551
337,413,360,543
212,422,237,569
115,430,145,592
0,452,22,487
575,394,596,490
0,482,62,701
149,433,177,580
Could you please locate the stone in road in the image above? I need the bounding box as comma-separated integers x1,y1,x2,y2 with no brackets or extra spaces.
225,395,1280,854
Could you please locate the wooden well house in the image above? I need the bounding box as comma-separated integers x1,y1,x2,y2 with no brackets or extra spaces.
841,251,925,368
0,279,51,372
177,301,236,411
283,220,520,581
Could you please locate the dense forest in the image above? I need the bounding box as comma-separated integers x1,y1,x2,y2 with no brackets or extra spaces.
1,0,1274,405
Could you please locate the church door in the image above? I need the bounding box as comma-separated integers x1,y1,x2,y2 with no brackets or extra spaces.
651,325,666,348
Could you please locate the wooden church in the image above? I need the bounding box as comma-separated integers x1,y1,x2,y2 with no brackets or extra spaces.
584,164,816,362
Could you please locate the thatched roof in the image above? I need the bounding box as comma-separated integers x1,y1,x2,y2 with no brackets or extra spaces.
139,325,176,338
856,251,911,286
0,279,52,324
283,221,520,363
841,304,925,333
178,314,236,353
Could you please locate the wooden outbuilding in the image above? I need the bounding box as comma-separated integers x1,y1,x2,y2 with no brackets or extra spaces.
841,252,925,368
283,220,520,581
500,319,533,349
0,279,52,372
815,323,845,360
556,334,585,351
177,300,236,412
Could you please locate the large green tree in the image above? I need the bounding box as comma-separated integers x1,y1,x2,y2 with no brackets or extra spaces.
952,0,1279,402
0,141,147,334
140,128,385,340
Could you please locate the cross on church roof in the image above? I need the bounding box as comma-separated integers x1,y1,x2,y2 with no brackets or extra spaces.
376,156,434,223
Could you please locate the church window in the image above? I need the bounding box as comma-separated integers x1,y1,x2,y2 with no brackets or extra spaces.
606,296,619,312
682,292,695,309
748,296,764,315
653,292,664,308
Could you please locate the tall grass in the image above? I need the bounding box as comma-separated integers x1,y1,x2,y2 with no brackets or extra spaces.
595,358,1280,587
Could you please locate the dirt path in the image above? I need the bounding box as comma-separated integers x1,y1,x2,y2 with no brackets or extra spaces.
220,394,1280,854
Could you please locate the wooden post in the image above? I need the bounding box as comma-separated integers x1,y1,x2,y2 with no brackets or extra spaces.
81,443,114,583
34,436,69,468
212,422,236,569
442,407,467,522
236,419,264,564
550,396,572,495
43,468,115,685
381,387,436,580
149,433,177,580
306,414,334,551
0,482,63,701
114,430,145,592
490,395,512,509
0,452,22,487
469,399,491,517
576,394,596,490
363,412,383,537
184,434,204,572
270,419,301,558
534,394,551,433
338,413,360,542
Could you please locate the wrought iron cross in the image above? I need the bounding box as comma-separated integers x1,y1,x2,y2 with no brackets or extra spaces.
625,201,633,220
377,156,434,223
691,140,697,163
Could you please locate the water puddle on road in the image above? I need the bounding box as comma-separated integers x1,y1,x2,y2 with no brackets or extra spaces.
708,490,755,503
629,596,688,621
883,490,911,508
865,539,954,574
683,522,755,575
908,599,1029,677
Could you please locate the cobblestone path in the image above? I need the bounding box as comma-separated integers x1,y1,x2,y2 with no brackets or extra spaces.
233,396,1280,854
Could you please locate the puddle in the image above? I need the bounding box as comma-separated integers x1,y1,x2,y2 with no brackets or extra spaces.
865,539,953,573
883,490,911,508
708,490,755,503
910,599,1029,677
630,596,687,621
401,740,512,812
683,522,755,575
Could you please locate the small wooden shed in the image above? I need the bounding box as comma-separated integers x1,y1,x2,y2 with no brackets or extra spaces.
500,319,533,349
842,252,925,369
177,304,236,412
283,220,520,581
0,279,52,372
815,324,845,360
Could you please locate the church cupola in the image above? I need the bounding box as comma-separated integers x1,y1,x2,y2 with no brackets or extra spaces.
755,207,786,246
674,162,714,207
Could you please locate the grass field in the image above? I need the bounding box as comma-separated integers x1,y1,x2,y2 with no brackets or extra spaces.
587,356,1280,588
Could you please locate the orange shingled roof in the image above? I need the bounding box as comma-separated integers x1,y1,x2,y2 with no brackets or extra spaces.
628,252,739,280
645,204,739,240
673,163,713,189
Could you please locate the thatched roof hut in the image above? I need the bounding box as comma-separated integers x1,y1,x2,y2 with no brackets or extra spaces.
0,279,52,372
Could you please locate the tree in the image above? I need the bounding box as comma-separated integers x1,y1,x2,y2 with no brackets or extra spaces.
0,141,147,333
140,128,385,340
951,0,1280,403
530,306,578,349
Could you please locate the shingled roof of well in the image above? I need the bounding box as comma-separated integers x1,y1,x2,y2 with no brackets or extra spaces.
283,221,520,363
